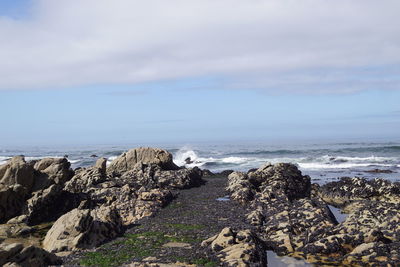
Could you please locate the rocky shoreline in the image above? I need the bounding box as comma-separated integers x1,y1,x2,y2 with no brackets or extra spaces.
0,147,399,266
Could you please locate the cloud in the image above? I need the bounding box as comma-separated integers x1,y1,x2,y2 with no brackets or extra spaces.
0,0,400,92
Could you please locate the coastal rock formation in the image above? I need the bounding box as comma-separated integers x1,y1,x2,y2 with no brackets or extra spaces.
32,157,74,190
0,243,61,267
227,165,400,265
43,206,123,252
202,227,267,267
227,163,336,255
0,156,75,224
318,177,400,206
40,148,202,252
119,163,203,190
108,147,179,175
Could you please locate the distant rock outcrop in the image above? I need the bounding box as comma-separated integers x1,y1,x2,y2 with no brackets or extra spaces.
107,147,179,175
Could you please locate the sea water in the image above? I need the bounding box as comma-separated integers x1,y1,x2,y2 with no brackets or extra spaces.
1,141,399,183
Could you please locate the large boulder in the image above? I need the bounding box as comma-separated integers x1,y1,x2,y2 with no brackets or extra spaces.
32,157,74,191
43,206,123,252
0,243,61,267
0,156,75,224
107,147,179,175
0,156,34,191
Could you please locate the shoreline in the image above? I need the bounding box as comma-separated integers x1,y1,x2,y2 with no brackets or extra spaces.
0,147,399,266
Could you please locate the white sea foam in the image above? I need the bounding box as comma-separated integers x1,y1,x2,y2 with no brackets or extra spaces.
106,156,118,166
298,162,393,170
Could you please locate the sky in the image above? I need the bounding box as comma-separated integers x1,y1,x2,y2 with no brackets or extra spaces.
0,0,399,147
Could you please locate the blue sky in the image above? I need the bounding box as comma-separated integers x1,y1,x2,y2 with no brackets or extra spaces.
0,0,399,146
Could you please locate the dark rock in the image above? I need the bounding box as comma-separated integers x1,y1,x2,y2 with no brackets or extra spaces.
365,168,394,173
318,177,400,207
0,242,61,267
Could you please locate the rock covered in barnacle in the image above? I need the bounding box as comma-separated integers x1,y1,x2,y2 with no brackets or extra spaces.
201,227,267,267
227,163,311,204
227,163,335,255
318,177,400,206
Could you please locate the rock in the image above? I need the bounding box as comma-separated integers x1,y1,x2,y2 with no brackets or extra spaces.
0,156,34,191
318,177,400,207
365,169,394,173
0,243,61,267
64,163,107,194
201,169,214,177
32,157,74,191
108,147,179,175
202,227,267,267
227,163,336,255
0,223,34,238
184,157,193,164
119,163,203,190
43,206,123,252
95,157,107,175
0,185,28,223
24,184,81,225
217,170,234,177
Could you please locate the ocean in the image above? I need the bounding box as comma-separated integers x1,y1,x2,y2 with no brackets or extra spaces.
1,142,399,183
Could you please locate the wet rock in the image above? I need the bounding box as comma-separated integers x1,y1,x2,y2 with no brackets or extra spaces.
227,163,336,255
43,206,123,252
227,163,311,204
202,227,267,267
319,177,400,207
107,147,179,175
342,242,400,266
0,243,61,267
365,168,394,173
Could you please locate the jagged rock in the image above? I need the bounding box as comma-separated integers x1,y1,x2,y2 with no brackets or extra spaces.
0,156,34,191
318,177,400,207
24,184,81,225
0,243,61,267
64,163,107,194
342,242,400,266
108,147,179,175
89,185,172,226
43,206,123,252
32,157,74,191
227,163,335,255
0,185,29,223
227,163,311,204
119,163,203,190
0,156,75,223
202,227,267,267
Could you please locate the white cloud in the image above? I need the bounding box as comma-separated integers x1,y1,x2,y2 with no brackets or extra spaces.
0,0,400,91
